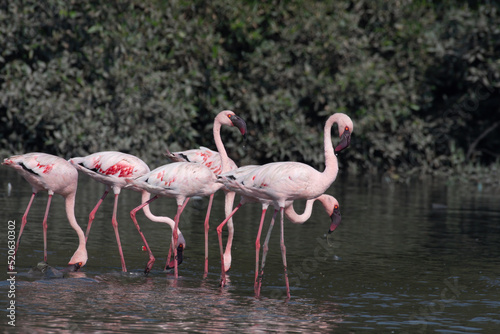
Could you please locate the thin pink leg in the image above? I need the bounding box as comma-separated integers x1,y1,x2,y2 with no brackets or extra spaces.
204,194,215,277
254,207,268,296
165,198,190,271
257,209,278,295
223,191,236,273
217,203,242,287
130,195,159,274
42,194,53,263
86,189,109,242
172,204,184,278
14,192,36,259
279,207,291,299
111,194,127,272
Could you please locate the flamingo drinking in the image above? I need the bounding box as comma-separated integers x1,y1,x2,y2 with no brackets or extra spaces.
216,113,353,298
126,110,247,276
3,153,87,271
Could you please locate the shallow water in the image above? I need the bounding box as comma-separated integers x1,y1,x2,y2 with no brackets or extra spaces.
1,167,499,333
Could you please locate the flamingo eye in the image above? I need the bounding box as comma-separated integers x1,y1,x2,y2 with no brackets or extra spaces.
334,205,339,210
345,126,349,132
228,114,232,118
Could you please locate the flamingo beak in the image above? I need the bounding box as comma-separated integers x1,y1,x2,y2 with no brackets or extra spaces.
231,115,247,139
63,262,83,272
165,244,184,269
335,130,351,152
176,244,184,266
328,208,342,234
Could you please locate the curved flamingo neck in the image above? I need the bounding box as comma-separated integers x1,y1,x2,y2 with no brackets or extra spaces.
322,114,341,181
213,118,230,173
140,191,173,226
284,199,315,224
139,191,180,233
284,195,332,224
64,193,86,252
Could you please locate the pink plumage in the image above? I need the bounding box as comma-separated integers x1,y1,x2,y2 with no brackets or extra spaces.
216,112,353,298
3,153,87,270
69,151,152,272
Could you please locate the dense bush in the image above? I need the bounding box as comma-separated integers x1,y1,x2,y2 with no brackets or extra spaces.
1,0,499,183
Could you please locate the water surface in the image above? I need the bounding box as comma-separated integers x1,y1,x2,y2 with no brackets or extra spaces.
1,168,499,333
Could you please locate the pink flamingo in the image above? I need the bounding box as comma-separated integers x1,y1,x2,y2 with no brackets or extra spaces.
127,110,247,276
3,153,87,271
217,165,342,295
216,112,353,298
165,146,239,274
69,151,152,272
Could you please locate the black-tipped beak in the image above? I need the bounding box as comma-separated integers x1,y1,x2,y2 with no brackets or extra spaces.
166,244,184,270
328,209,342,234
176,244,184,266
231,115,247,139
335,130,351,152
63,262,82,273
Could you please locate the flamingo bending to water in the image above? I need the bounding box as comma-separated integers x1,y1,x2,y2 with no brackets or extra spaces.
69,151,152,272
126,110,247,276
3,153,87,271
165,146,239,274
216,112,353,298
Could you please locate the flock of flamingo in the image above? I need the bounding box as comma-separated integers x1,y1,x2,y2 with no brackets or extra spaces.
3,110,353,298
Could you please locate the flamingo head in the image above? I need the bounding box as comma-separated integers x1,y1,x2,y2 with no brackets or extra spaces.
66,248,88,272
217,110,247,139
328,202,342,234
335,115,353,152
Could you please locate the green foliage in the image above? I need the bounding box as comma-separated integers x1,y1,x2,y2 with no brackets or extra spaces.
1,0,499,182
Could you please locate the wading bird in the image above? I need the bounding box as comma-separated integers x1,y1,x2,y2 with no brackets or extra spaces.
165,146,239,274
126,110,247,276
69,151,151,272
216,113,353,298
3,153,87,271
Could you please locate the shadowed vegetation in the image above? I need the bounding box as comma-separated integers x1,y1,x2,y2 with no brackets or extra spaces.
1,0,499,184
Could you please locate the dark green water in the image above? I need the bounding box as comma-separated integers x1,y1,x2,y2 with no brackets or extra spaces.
1,167,499,333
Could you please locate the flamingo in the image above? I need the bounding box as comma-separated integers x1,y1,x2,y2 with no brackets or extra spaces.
165,146,239,274
126,110,247,276
69,151,152,272
217,166,342,295
216,112,353,298
3,153,87,271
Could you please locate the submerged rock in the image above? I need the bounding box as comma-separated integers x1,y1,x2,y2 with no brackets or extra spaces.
28,261,65,279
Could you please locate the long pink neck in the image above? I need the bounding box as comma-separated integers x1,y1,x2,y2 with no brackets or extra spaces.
322,114,341,182
140,191,177,231
284,195,330,224
213,119,230,173
284,199,315,224
65,193,87,254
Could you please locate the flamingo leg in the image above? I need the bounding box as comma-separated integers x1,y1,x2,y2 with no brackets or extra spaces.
111,194,127,272
171,204,184,278
14,192,36,260
223,191,236,273
130,195,159,274
257,209,278,296
41,194,53,263
279,206,291,299
254,206,268,295
217,202,242,287
165,198,190,272
86,189,110,242
204,193,215,277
